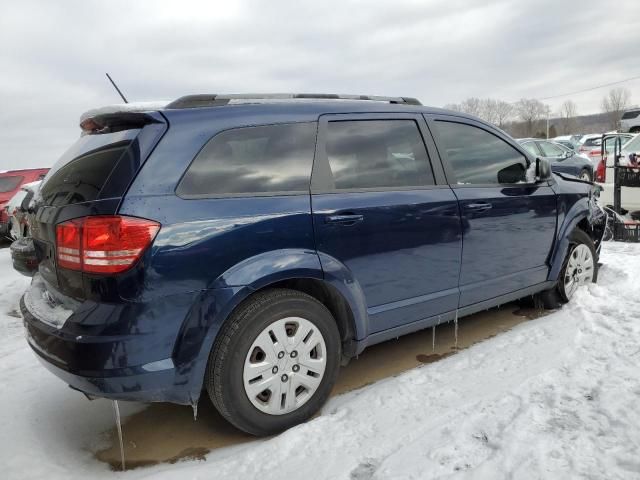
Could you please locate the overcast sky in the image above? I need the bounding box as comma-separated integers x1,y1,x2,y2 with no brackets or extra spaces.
1,0,639,170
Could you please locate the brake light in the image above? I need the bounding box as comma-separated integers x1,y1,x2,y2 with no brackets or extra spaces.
56,216,160,274
595,160,606,183
589,149,601,157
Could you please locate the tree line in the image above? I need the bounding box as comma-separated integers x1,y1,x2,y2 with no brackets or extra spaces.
443,87,632,138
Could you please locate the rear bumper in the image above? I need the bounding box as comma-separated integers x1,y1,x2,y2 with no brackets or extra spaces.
20,276,203,405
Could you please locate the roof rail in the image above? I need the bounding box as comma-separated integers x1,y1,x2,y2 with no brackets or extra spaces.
165,93,422,109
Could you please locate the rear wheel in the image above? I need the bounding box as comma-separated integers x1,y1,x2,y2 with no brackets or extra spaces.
206,289,341,436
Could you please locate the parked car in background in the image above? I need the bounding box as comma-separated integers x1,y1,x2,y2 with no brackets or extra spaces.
7,181,41,239
594,134,638,182
577,133,634,165
553,139,576,150
552,135,581,150
21,94,605,436
0,168,49,238
620,108,640,133
518,138,594,181
595,133,640,182
5,189,29,239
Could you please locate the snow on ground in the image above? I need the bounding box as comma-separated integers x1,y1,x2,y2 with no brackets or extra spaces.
1,243,640,479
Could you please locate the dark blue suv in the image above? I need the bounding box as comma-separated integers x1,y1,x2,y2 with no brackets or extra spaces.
21,93,605,436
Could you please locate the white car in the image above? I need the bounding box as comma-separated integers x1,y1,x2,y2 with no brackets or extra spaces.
620,108,640,134
577,133,634,164
6,181,41,239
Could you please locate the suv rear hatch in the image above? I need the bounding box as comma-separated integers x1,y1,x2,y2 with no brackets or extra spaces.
31,110,167,301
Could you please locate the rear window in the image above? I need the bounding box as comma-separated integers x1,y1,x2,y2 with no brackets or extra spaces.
622,111,640,120
177,123,317,197
0,176,23,193
582,138,601,147
38,129,139,206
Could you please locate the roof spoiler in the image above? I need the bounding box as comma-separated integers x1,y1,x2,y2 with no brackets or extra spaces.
79,102,168,134
165,93,422,109
79,112,163,135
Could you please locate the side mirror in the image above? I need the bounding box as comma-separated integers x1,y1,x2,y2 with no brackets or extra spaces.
535,157,552,182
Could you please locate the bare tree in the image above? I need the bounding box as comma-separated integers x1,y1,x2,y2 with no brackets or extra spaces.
559,100,578,135
601,87,631,130
480,99,499,125
445,98,512,128
515,98,548,137
494,100,514,128
460,97,482,117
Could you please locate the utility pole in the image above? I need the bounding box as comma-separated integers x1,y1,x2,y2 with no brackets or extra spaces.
545,106,550,139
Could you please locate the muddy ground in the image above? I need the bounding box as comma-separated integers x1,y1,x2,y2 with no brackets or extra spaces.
95,302,545,470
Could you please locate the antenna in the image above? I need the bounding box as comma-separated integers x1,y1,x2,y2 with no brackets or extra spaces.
105,73,129,103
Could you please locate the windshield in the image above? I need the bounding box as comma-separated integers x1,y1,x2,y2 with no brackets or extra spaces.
0,176,23,193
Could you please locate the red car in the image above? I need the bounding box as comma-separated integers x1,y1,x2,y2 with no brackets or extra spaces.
0,168,49,237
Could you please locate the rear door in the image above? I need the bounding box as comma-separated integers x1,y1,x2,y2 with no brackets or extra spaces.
427,115,557,307
311,113,461,334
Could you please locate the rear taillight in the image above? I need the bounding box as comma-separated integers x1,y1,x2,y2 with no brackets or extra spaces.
589,149,601,157
56,215,160,274
595,160,606,183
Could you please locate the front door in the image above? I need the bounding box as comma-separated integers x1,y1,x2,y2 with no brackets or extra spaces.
311,114,462,334
428,116,557,307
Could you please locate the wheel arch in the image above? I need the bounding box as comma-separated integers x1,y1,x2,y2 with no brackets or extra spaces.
548,198,594,282
174,250,368,403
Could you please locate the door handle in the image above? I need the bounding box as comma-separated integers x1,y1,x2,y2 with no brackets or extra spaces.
464,202,493,212
325,214,364,225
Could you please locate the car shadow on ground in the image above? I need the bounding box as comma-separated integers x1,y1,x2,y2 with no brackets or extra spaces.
93,301,546,470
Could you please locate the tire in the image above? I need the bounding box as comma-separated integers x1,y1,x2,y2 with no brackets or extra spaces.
557,228,598,302
579,168,592,182
206,288,341,436
537,228,598,308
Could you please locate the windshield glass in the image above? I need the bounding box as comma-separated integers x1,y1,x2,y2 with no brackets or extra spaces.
0,176,23,193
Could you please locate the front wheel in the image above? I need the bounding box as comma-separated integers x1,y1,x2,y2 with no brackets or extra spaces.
579,168,592,182
206,289,341,436
538,228,597,308
558,229,598,302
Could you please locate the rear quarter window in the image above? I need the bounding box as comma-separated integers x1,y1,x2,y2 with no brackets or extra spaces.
177,122,317,197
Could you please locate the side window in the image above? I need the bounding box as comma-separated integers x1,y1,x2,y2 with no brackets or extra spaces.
538,141,564,157
177,123,316,196
522,142,539,156
325,120,434,189
433,121,528,185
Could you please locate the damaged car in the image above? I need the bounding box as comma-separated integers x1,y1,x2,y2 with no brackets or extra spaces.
20,94,605,436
